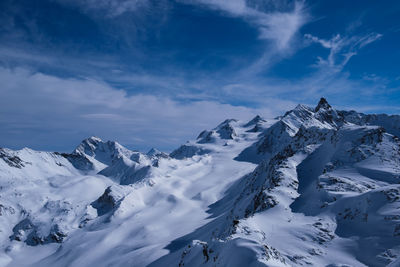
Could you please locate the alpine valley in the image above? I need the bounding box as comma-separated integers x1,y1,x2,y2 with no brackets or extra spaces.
1,98,400,267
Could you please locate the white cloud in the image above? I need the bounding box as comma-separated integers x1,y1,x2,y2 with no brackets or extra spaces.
192,0,247,15
0,59,395,153
177,0,309,77
183,0,308,57
256,1,306,51
0,67,284,152
59,0,308,50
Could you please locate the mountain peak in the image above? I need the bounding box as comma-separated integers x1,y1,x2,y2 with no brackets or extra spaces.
74,136,126,159
75,136,103,153
244,115,266,127
147,148,160,155
315,97,332,112
217,119,238,128
86,136,103,143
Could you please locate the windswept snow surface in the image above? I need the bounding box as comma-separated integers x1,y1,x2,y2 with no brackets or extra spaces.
1,98,400,266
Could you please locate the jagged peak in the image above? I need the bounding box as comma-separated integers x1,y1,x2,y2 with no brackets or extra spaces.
147,148,160,155
75,137,101,154
197,130,211,140
146,148,169,161
275,99,341,134
87,136,102,142
216,120,237,140
76,136,105,151
195,119,239,144
74,136,128,158
293,104,311,111
282,104,312,118
315,97,332,112
282,104,314,122
77,136,100,148
216,118,238,128
244,115,266,127
79,136,124,148
146,148,167,157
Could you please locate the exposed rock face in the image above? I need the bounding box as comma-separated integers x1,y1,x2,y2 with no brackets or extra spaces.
314,97,331,112
244,115,266,127
91,185,129,216
0,148,25,168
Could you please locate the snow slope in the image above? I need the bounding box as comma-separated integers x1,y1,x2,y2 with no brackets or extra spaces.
1,98,400,266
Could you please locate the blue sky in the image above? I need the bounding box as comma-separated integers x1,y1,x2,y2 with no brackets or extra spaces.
0,0,399,152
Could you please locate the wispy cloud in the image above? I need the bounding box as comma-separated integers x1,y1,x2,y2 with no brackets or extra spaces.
187,0,307,52
56,0,149,17
182,0,308,74
305,32,383,71
256,1,307,52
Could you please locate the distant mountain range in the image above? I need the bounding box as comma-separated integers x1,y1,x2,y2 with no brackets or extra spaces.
1,98,400,267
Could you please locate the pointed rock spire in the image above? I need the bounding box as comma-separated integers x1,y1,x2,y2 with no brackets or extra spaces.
315,97,332,112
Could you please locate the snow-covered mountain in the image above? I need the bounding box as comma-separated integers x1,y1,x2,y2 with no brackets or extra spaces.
1,98,400,267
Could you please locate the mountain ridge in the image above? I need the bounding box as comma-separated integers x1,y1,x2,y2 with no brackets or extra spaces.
1,98,400,267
